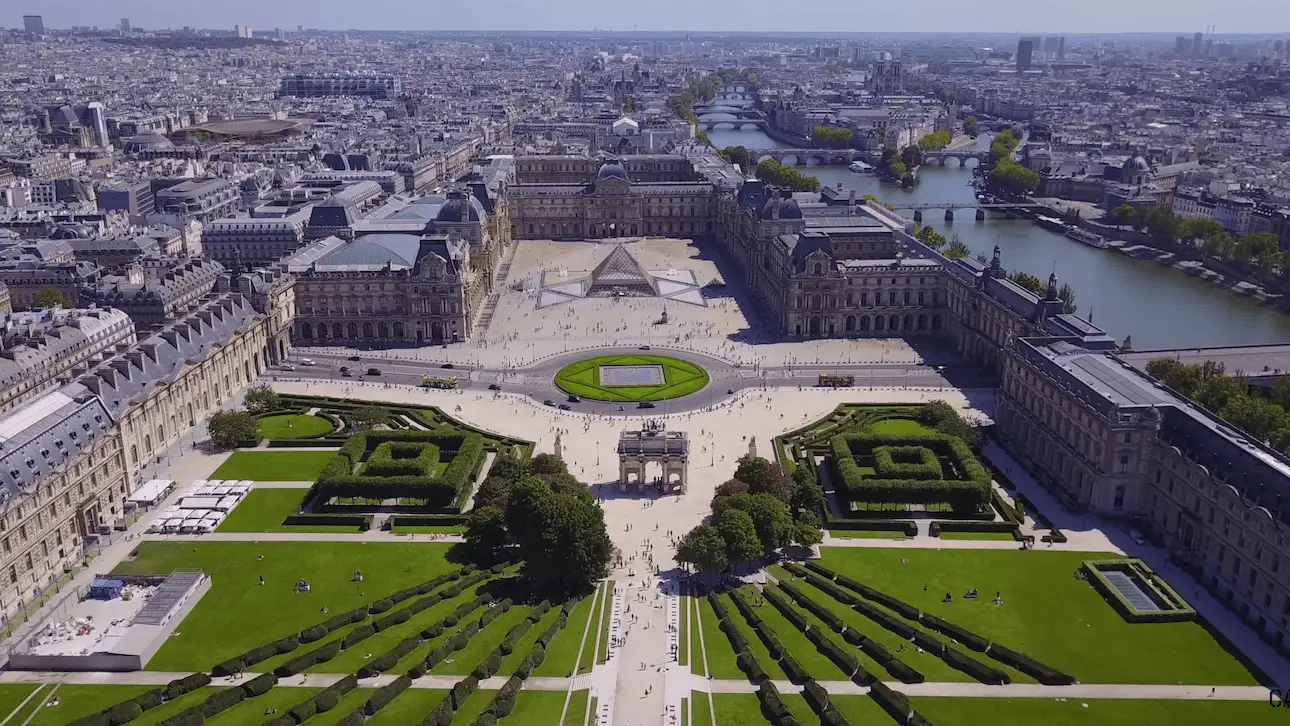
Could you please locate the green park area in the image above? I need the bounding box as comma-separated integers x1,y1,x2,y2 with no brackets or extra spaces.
814,548,1264,685
112,540,456,671
215,489,364,533
910,697,1290,726
554,354,709,402
257,413,335,439
210,450,337,481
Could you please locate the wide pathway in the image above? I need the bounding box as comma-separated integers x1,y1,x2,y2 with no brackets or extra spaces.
143,532,464,543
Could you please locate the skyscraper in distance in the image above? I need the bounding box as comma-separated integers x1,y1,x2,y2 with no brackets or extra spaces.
1193,32,1204,58
1016,38,1034,71
23,15,44,34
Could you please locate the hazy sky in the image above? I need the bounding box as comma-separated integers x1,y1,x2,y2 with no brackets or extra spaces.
11,0,1284,35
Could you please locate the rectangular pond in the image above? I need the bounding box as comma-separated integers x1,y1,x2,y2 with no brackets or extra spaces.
600,365,665,386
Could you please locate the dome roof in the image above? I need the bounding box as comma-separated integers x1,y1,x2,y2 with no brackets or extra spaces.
596,161,628,181
434,192,485,223
760,196,803,220
122,132,174,153
1123,156,1150,172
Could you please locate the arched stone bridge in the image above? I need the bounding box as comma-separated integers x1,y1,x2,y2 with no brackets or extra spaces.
885,201,1046,223
743,149,867,165
921,149,991,167
697,119,769,132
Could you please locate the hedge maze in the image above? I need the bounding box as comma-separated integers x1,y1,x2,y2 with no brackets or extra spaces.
69,561,579,726
831,434,990,515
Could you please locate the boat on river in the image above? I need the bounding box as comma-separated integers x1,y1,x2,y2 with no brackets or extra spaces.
849,160,875,173
1066,226,1108,249
1036,215,1068,233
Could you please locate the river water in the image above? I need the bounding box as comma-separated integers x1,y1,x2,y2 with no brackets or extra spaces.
704,127,1290,351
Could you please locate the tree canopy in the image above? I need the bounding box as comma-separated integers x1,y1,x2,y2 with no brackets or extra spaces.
915,224,948,250
242,385,280,415
756,158,820,192
917,129,952,151
962,116,980,137
33,286,72,309
207,411,261,450
813,126,854,150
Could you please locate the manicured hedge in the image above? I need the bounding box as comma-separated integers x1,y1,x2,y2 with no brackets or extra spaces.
945,645,1011,685
363,441,441,477
919,612,990,652
928,520,1021,540
1082,559,1196,623
282,513,374,529
873,445,944,480
316,430,484,506
451,676,479,710
825,519,918,536
756,681,794,724
764,586,809,631
802,680,830,714
804,625,861,679
831,433,990,512
366,675,412,715
780,582,846,633
391,514,469,528
163,674,210,700
276,638,342,677
987,642,1076,685
211,635,299,676
736,648,768,683
1043,529,1068,543
779,651,811,684
834,575,921,620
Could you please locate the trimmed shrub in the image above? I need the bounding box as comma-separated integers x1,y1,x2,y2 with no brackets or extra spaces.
869,681,913,724
199,687,246,717
911,629,945,656
780,582,845,632
987,642,1075,685
369,599,394,614
374,609,413,632
754,621,784,659
852,599,918,639
945,646,1010,685
517,644,546,679
132,690,164,712
719,616,749,652
779,651,810,684
500,620,533,655
452,676,479,710
802,680,830,714
287,698,318,723
103,702,143,724
314,689,341,713
335,708,366,726
365,675,412,714
764,587,809,631
919,613,990,652
473,652,504,679
805,627,859,677
163,673,210,700
241,673,277,697
342,623,377,648
873,445,943,479
298,625,328,643
756,681,792,722
736,649,767,684
805,574,856,605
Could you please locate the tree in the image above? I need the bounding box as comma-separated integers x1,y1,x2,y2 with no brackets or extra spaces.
33,286,71,309
755,158,820,192
793,522,824,548
715,509,762,564
721,146,751,168
528,454,569,477
963,116,980,137
1108,204,1139,228
740,493,799,555
1058,283,1077,314
813,126,853,150
1007,271,1046,296
207,410,261,449
243,385,280,414
351,406,389,430
675,524,728,574
790,468,826,522
943,239,971,259
732,457,792,503
464,506,509,563
915,224,948,250
523,493,613,591
988,158,1039,196
714,479,749,499
900,144,923,170
917,129,951,151
1238,232,1281,273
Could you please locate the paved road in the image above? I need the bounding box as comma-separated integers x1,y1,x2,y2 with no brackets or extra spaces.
280,346,985,416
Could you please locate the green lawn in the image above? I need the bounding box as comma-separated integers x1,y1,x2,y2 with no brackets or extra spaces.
502,606,563,673
510,691,572,726
0,684,41,725
258,414,334,440
818,548,1264,685
829,530,908,539
697,595,743,680
537,589,598,677
205,687,318,725
711,694,774,726
869,418,936,436
828,695,894,723
577,582,611,675
911,697,1290,726
363,689,447,726
742,586,851,681
561,689,591,726
691,692,714,726
25,685,151,726
216,489,361,533
595,582,615,665
210,451,337,481
768,573,970,683
309,688,373,726
718,591,791,683
112,541,455,672
553,354,709,402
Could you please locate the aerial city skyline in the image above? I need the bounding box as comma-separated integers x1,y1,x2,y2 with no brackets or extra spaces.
1,13,1290,726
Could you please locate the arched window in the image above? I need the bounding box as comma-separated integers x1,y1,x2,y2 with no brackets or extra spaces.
348,322,358,338
362,322,374,338
378,322,389,338
393,322,404,338
333,322,343,338
301,323,313,340
814,263,822,275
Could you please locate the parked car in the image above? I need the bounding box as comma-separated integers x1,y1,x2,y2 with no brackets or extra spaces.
279,364,296,371
366,368,382,376
348,355,362,362
639,345,651,350
638,402,656,409
300,359,316,366
441,363,455,369
487,383,501,391
543,399,555,407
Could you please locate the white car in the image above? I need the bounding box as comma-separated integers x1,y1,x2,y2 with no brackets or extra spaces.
300,359,316,366
1130,530,1146,546
279,364,296,371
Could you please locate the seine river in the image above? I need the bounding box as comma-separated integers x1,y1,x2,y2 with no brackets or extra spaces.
705,126,1290,351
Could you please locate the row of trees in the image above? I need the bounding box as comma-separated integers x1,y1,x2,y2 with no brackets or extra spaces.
812,126,854,150
463,453,613,594
877,147,915,186
963,116,981,137
1109,204,1285,276
1006,271,1078,313
674,456,823,575
917,129,952,151
1146,358,1290,452
983,128,1039,196
913,223,971,260
721,146,753,168
756,158,821,192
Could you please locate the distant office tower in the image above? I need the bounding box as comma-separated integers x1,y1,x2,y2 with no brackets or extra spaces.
1016,38,1035,71
1205,38,1214,58
1176,36,1189,55
1193,32,1204,57
1276,40,1286,59
278,73,402,100
1043,36,1060,60
275,27,285,40
1057,36,1066,60
23,15,44,34
120,18,130,32
297,24,304,33
234,24,252,39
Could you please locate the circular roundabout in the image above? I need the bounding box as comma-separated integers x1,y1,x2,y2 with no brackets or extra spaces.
553,354,710,402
